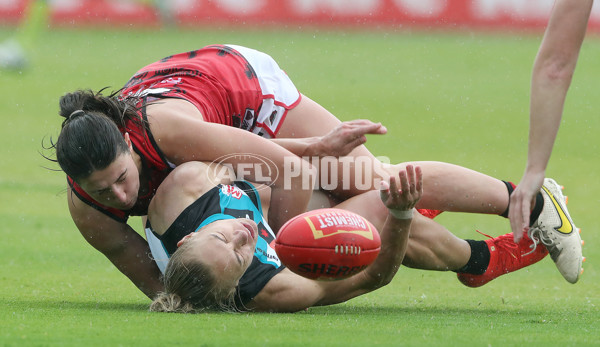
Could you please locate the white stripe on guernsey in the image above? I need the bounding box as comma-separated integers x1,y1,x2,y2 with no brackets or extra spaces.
145,227,170,274
225,44,299,107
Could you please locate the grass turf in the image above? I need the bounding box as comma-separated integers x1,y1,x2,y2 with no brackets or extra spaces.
0,27,598,346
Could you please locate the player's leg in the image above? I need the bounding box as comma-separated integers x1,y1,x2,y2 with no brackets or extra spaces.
336,189,548,285
334,189,470,270
280,95,511,215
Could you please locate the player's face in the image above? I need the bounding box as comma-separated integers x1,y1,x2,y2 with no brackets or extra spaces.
179,218,259,287
78,152,140,210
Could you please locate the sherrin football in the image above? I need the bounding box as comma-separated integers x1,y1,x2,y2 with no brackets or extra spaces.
274,208,381,280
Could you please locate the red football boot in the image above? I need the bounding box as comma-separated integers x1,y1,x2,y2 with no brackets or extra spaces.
457,231,549,288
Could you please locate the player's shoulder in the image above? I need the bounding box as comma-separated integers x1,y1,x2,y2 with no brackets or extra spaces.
146,98,202,121
165,162,215,190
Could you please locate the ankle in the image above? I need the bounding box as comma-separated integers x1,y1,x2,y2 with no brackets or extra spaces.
454,239,490,275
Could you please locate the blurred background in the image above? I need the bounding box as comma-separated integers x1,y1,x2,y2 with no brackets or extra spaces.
2,0,600,34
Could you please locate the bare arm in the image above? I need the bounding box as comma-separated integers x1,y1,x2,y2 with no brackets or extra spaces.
147,102,314,232
250,165,423,312
67,190,163,298
510,0,593,241
271,119,388,158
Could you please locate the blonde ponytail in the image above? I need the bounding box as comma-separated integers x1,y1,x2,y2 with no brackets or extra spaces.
149,292,195,313
148,241,239,314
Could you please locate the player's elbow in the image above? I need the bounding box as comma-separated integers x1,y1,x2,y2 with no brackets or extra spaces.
363,266,397,290
537,53,577,84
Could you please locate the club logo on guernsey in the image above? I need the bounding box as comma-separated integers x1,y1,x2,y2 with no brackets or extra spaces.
221,185,243,199
305,211,374,240
542,186,573,235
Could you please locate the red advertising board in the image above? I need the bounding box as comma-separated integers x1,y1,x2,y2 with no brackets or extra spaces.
0,0,599,32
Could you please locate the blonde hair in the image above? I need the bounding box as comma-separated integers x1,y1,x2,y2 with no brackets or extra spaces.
149,241,239,313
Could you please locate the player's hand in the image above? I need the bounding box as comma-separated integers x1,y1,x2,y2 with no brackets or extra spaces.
509,171,545,243
379,164,423,216
312,119,387,157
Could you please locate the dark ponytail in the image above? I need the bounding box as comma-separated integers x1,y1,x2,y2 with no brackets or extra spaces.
58,88,139,128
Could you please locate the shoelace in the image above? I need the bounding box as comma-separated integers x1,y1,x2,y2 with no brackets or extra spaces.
475,230,518,260
524,223,555,256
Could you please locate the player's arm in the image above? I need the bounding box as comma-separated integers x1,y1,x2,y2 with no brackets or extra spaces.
148,105,314,232
250,166,422,313
270,119,387,158
527,0,592,175
67,190,164,299
510,0,593,241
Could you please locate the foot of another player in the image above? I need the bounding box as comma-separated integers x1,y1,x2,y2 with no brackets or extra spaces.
528,178,583,284
457,231,548,288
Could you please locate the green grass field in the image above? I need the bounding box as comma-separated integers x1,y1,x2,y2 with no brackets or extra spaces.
1,27,598,346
